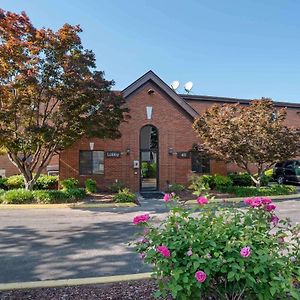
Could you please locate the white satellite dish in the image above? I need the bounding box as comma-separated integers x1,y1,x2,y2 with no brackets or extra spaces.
184,81,193,93
170,80,180,91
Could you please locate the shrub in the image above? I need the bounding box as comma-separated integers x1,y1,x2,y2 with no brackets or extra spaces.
109,181,126,193
132,195,300,299
35,175,58,190
2,189,34,204
33,190,69,204
60,178,79,190
218,184,296,197
167,183,185,193
65,188,86,201
113,188,136,203
228,173,253,186
5,175,24,189
0,189,5,202
213,174,232,189
0,178,7,190
200,175,215,189
188,174,210,197
85,179,97,193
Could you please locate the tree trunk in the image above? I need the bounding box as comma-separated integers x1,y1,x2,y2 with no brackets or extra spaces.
24,179,35,190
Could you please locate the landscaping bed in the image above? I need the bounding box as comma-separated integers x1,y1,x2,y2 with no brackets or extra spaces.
0,280,164,300
0,279,298,300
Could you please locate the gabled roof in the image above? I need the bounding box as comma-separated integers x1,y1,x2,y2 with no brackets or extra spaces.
122,70,198,119
182,94,300,109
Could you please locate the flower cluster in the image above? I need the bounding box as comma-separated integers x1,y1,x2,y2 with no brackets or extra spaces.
133,214,150,225
244,196,273,207
197,196,208,205
157,245,171,258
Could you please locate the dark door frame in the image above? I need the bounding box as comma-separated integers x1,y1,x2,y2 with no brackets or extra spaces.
139,125,159,191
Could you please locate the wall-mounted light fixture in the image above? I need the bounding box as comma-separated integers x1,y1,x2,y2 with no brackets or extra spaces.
89,142,94,150
126,148,131,155
168,147,174,155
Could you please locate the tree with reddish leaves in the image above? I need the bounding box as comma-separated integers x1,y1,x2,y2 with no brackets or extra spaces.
193,99,300,188
0,10,126,189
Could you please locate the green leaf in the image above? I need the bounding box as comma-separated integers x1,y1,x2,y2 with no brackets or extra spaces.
228,271,235,281
290,289,300,300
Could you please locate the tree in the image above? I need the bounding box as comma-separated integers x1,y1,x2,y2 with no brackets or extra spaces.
193,99,300,188
0,10,127,189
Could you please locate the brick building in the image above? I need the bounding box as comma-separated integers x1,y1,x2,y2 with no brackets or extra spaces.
58,71,300,192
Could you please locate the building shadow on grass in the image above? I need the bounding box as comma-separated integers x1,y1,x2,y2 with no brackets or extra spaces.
0,220,150,284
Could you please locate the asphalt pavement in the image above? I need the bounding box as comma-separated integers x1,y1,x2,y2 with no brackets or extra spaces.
0,196,299,284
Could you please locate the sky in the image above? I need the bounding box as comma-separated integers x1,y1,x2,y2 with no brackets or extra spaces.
1,0,300,103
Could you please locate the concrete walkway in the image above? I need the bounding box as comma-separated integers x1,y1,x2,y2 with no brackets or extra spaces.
0,196,299,284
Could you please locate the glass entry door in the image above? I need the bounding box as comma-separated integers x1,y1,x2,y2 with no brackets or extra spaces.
140,150,158,190
140,125,159,191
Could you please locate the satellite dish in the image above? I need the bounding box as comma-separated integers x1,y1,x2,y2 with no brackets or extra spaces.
170,80,180,91
184,81,193,93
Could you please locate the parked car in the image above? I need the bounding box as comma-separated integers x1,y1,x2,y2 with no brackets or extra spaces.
273,160,300,184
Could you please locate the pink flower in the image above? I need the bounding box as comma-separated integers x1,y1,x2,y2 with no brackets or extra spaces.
171,192,176,197
195,270,207,283
278,237,285,244
244,198,253,205
157,245,171,258
240,246,251,258
271,215,279,226
187,249,193,256
197,196,208,205
261,197,272,205
251,197,263,207
244,197,263,207
133,214,150,225
163,193,171,202
139,252,145,259
265,204,276,212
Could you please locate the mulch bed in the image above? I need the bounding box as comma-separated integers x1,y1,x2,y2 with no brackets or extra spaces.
0,279,169,300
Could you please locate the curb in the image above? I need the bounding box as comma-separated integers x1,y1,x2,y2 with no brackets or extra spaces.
0,202,137,210
0,273,152,291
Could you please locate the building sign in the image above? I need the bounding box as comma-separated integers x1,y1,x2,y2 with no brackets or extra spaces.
177,152,190,159
106,151,121,158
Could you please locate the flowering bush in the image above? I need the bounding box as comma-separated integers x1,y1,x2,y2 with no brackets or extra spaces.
132,195,300,299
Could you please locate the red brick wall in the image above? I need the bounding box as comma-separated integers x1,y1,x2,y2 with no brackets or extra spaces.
0,154,59,177
60,83,226,191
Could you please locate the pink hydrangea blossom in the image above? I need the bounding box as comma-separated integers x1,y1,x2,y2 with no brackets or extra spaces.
157,245,171,258
271,215,279,226
240,246,251,258
197,196,208,205
163,193,171,202
261,197,272,205
187,249,193,256
265,204,276,212
133,214,150,225
195,270,207,283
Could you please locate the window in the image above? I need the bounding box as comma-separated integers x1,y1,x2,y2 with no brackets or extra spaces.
79,151,104,175
191,152,210,174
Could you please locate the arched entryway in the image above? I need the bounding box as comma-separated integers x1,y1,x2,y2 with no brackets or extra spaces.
140,125,159,191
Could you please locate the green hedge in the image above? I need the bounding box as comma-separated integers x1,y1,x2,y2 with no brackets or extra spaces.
3,174,58,190
167,183,185,193
218,184,296,197
85,179,97,193
0,188,86,204
113,188,136,203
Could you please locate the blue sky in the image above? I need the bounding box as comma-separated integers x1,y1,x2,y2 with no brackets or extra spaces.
1,0,300,102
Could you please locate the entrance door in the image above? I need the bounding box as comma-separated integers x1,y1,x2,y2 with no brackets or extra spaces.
140,125,158,191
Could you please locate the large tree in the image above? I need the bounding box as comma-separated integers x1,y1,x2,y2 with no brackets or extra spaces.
0,10,126,189
193,99,300,188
